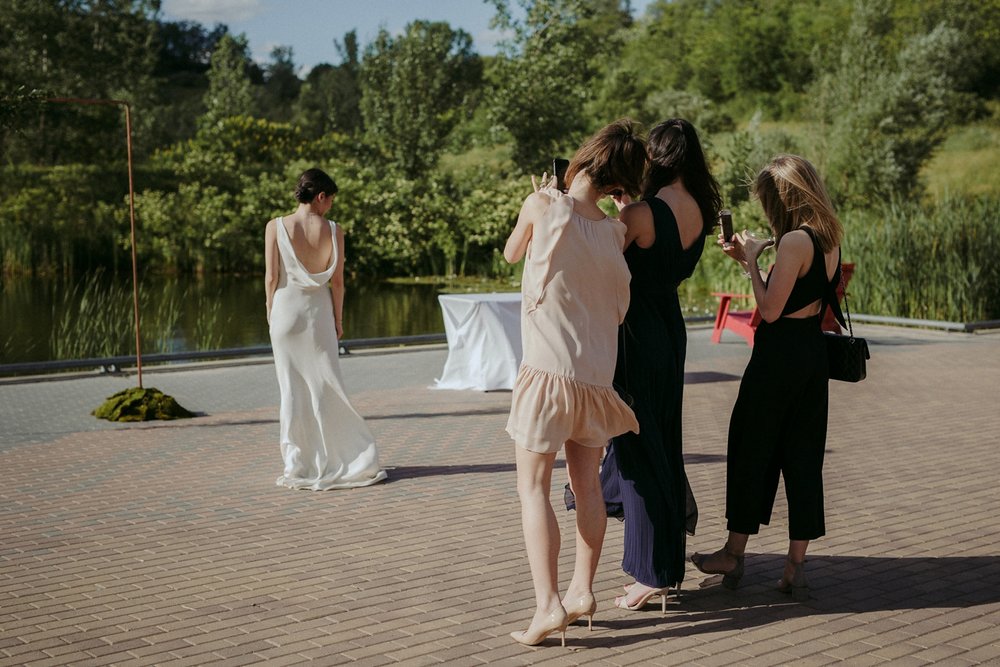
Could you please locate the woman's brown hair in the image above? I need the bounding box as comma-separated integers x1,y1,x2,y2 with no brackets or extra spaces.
754,154,843,253
565,119,646,198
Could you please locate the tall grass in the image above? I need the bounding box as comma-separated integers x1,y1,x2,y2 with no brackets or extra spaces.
51,272,139,359
841,195,1000,322
50,272,233,360
681,194,1000,323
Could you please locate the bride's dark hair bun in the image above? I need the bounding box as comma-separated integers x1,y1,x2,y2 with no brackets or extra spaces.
294,168,338,203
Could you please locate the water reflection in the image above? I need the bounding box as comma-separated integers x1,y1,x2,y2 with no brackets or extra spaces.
0,274,449,364
1,273,719,364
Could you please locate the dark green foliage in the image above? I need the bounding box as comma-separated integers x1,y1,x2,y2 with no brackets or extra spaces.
293,31,363,138
1,0,998,327
93,387,194,421
0,0,158,164
257,46,302,123
359,21,482,177
146,20,228,148
814,1,967,206
486,0,627,170
202,34,255,125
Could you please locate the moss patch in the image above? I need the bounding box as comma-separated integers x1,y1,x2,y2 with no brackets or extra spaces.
93,387,194,422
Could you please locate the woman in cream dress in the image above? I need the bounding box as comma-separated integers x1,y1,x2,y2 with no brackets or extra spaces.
504,121,645,647
264,168,387,490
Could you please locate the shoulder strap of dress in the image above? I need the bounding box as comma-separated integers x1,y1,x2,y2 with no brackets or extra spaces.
643,195,679,248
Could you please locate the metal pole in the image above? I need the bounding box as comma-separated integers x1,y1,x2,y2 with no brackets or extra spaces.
124,103,143,387
45,97,143,386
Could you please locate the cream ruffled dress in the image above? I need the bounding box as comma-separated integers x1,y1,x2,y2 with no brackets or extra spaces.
506,190,639,453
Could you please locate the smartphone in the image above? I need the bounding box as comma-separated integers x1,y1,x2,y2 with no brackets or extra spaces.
719,209,733,242
552,158,569,193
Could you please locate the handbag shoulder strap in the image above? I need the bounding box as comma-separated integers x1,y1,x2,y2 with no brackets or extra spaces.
824,248,853,338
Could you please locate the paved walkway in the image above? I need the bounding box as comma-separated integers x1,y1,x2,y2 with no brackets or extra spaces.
1,324,999,666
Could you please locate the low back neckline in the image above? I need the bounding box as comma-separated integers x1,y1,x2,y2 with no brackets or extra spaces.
277,216,335,276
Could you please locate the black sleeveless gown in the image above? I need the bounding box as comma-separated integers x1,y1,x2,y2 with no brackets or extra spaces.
568,196,703,588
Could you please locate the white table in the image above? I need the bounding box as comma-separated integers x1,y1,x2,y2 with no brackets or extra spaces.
434,293,522,391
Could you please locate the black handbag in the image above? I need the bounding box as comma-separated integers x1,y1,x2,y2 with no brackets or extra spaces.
824,265,870,382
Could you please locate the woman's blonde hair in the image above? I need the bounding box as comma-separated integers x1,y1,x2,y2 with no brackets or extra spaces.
754,154,843,253
565,119,646,198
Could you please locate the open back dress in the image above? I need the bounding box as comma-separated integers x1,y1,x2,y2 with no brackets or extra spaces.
269,217,387,490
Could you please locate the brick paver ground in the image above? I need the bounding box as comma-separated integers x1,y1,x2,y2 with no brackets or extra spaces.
1,324,998,666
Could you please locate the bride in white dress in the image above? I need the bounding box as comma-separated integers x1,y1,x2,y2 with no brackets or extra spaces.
264,168,388,490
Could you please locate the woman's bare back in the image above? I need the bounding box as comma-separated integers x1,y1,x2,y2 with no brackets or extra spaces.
282,214,333,274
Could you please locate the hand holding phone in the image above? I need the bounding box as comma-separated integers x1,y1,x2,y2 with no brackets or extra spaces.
719,209,733,243
552,158,569,193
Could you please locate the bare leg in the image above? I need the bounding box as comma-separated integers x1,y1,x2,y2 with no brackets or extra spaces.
692,531,748,573
728,532,749,556
513,444,563,629
562,441,606,603
784,539,809,578
778,539,811,600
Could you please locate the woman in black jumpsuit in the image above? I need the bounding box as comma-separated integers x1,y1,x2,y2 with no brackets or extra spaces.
691,154,844,600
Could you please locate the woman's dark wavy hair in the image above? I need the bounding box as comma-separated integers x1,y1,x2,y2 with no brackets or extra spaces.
642,119,722,234
294,168,338,203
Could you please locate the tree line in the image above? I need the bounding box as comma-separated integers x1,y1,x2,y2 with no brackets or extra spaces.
1,0,997,281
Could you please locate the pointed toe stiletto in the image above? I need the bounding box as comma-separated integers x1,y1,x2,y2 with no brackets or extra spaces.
614,584,669,615
510,606,569,647
777,559,809,601
563,592,597,630
691,545,745,590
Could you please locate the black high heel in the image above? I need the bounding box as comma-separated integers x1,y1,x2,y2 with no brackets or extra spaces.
777,559,809,601
691,545,745,590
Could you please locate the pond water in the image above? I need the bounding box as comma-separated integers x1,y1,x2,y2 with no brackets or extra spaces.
0,273,719,365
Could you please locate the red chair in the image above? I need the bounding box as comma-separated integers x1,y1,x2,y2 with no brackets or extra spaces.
711,263,855,347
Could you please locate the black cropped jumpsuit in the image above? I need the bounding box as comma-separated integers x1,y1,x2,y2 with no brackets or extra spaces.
725,227,841,541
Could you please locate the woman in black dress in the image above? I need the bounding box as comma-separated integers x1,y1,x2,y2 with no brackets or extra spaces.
691,154,843,600
567,119,722,613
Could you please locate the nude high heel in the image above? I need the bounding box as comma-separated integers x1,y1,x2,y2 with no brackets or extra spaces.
615,584,668,615
510,606,569,647
563,592,597,630
777,559,809,601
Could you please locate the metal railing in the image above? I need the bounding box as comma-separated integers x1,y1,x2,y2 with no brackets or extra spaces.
2,313,997,378
0,334,447,377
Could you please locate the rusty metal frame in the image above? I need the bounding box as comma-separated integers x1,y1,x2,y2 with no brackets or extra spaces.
44,97,144,387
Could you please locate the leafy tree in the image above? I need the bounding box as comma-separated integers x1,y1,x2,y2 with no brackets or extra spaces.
486,0,631,170
359,21,482,177
0,0,158,164
202,33,254,125
815,1,966,205
147,20,228,148
888,0,1000,101
616,0,850,121
715,112,800,208
294,31,363,138
257,46,301,123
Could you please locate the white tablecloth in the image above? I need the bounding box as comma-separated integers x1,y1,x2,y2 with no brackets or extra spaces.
434,293,522,391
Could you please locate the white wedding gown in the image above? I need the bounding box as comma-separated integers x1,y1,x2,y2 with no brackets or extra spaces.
269,218,387,490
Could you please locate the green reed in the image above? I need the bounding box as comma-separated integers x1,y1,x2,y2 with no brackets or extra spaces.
683,194,1000,323
191,298,225,351
51,273,137,359
841,195,1000,322
50,272,233,360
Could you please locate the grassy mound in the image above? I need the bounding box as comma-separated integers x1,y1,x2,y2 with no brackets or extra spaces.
93,387,194,422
